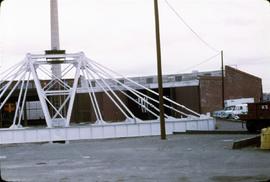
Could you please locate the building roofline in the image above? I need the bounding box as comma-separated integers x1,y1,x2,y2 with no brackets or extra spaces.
225,65,261,81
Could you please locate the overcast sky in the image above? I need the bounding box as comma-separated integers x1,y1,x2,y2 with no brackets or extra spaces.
0,0,270,92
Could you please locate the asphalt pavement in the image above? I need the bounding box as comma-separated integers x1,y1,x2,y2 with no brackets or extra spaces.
0,119,269,182
215,119,246,131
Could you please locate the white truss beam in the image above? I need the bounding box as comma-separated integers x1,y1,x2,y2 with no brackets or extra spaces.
0,51,216,144
29,59,52,127
65,56,82,127
0,52,213,130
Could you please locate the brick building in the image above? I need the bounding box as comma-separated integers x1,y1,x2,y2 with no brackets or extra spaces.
199,66,262,113
263,93,270,102
0,65,262,126
70,65,262,122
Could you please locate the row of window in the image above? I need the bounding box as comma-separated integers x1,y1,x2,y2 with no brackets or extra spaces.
9,74,201,90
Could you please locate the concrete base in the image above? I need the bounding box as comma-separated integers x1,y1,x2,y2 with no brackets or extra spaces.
0,117,215,144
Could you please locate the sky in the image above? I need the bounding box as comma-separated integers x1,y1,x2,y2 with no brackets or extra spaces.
0,0,270,92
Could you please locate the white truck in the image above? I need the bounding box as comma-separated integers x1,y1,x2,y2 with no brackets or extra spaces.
224,98,254,107
213,98,254,120
220,104,248,119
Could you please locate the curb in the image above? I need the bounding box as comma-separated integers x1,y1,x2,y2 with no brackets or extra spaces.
173,130,250,135
232,135,260,149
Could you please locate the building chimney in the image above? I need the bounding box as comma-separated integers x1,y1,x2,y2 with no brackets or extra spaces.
50,0,61,79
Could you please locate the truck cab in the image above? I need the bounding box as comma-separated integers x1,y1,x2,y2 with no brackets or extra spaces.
239,102,270,132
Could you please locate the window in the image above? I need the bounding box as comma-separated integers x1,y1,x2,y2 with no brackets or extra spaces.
175,76,182,81
261,105,269,110
146,77,153,84
91,81,96,87
28,82,33,88
117,79,124,86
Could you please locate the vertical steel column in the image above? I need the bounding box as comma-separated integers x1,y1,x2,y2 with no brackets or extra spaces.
65,58,82,127
29,61,52,128
154,0,166,140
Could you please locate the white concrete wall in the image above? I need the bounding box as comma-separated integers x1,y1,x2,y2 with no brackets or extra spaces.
0,118,215,144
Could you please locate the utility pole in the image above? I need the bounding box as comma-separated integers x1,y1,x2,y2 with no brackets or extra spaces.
0,0,4,129
0,2,8,182
221,50,225,108
0,0,3,72
154,0,166,140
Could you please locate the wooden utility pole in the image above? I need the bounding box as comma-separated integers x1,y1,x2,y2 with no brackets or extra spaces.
154,0,166,140
221,50,225,108
0,0,3,129
0,2,8,182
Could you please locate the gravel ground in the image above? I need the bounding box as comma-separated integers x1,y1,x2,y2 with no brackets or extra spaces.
0,133,269,182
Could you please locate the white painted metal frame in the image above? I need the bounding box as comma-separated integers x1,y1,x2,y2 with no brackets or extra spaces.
0,52,213,131
0,0,216,144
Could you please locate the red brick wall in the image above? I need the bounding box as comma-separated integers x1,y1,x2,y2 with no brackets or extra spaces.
199,66,262,114
71,92,127,123
100,91,127,122
71,93,95,122
224,66,262,102
71,66,262,120
199,77,222,114
174,87,200,114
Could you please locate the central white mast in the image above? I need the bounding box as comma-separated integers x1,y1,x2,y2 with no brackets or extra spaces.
50,0,61,79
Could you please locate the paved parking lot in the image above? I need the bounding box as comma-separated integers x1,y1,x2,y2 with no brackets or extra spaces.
0,132,269,182
215,119,246,131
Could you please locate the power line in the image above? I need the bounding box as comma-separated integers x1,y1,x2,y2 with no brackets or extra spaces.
164,0,219,53
223,55,270,67
180,52,220,72
0,0,4,71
